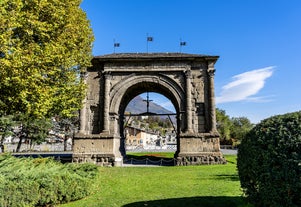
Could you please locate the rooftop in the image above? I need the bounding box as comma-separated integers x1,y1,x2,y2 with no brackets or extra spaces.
93,53,219,62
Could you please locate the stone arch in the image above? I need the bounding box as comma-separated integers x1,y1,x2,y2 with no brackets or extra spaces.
109,74,184,116
73,53,226,166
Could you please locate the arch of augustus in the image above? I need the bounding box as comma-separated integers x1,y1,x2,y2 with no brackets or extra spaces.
73,53,226,166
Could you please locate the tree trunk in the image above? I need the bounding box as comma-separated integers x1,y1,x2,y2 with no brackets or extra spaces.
29,140,34,151
16,136,23,152
64,135,67,151
0,141,4,153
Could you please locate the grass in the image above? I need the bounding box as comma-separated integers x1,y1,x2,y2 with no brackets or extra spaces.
60,155,252,207
126,151,175,159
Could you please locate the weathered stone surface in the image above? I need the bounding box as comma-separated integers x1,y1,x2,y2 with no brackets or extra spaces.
73,53,225,166
177,154,227,166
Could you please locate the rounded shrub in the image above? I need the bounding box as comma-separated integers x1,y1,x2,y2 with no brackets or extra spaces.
0,155,98,207
237,111,301,207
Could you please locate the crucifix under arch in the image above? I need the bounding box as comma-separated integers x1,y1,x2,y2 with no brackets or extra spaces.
143,92,153,113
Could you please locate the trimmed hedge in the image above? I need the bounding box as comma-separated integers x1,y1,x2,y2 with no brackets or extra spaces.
0,154,98,207
237,111,301,207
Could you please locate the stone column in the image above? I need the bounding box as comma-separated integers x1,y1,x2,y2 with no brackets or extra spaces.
185,70,193,133
103,73,111,133
79,103,86,134
79,72,87,134
207,62,217,133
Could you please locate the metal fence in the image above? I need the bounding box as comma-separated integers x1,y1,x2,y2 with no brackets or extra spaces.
126,145,177,153
123,157,176,166
2,143,72,153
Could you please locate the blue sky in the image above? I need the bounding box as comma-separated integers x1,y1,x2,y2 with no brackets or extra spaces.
81,0,301,123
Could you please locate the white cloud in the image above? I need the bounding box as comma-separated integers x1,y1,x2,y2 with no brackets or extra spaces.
216,66,274,104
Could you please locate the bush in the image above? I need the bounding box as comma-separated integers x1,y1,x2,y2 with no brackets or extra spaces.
237,111,301,207
0,155,98,207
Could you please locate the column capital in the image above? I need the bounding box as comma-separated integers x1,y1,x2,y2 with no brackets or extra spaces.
185,70,192,78
207,68,216,77
103,72,112,79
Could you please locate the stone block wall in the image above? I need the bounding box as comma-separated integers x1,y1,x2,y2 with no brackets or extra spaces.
74,53,225,166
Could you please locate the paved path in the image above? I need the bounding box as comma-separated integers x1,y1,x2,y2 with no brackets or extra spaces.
221,149,237,155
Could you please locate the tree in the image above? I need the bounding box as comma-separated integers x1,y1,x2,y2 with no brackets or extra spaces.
52,115,79,151
230,117,254,144
216,108,232,143
0,0,94,118
0,115,15,152
14,115,52,152
216,109,253,146
237,111,301,206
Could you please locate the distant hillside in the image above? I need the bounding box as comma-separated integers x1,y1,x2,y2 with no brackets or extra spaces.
125,96,177,127
125,96,174,115
125,95,177,127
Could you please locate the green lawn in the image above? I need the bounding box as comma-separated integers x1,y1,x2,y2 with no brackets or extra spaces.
60,155,252,207
126,151,175,159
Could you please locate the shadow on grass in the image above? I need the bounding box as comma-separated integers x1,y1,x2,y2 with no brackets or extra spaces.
225,159,236,164
214,174,240,181
122,196,251,207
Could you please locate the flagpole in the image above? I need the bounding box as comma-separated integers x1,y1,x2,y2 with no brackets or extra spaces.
146,33,153,53
113,39,120,54
179,38,187,53
114,39,116,53
146,33,149,53
180,38,182,53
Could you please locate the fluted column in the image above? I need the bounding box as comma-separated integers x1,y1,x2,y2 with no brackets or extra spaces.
207,62,217,133
185,70,193,133
103,73,111,133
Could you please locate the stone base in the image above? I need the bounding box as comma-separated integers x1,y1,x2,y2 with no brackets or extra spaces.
72,132,227,167
176,152,227,166
73,153,115,166
72,133,123,166
176,132,227,165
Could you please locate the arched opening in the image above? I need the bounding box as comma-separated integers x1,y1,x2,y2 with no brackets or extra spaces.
116,81,181,165
123,92,177,164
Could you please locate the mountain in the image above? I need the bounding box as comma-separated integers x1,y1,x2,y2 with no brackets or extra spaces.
125,95,177,128
125,96,174,115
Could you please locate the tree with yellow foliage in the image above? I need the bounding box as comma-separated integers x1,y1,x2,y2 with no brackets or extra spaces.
0,0,93,119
